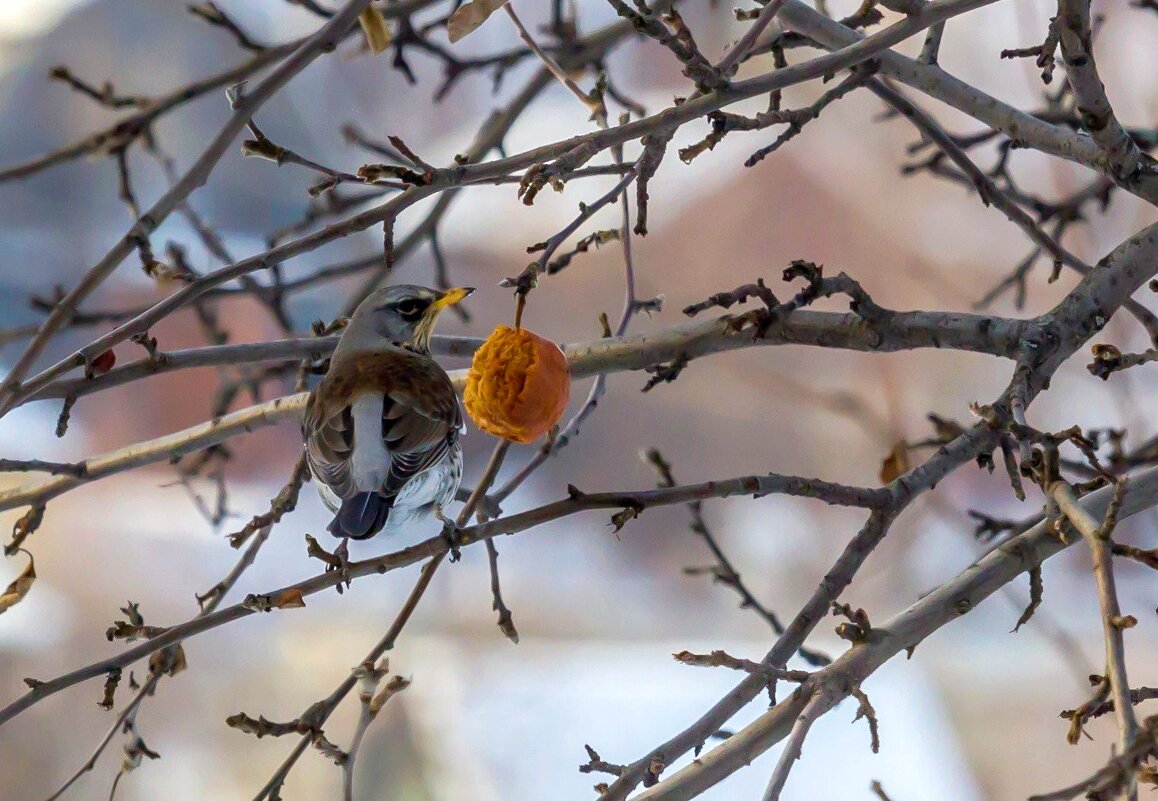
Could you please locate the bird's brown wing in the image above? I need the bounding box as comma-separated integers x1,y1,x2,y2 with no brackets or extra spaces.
303,348,462,501
303,387,356,500
379,354,463,495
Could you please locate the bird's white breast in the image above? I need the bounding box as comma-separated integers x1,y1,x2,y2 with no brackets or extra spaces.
350,392,390,492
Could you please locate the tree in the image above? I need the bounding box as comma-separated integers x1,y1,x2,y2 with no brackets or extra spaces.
0,0,1156,799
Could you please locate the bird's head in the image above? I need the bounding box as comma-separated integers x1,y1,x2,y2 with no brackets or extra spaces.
344,284,475,354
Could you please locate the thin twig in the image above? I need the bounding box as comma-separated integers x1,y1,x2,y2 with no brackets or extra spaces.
1051,482,1140,759
760,691,826,801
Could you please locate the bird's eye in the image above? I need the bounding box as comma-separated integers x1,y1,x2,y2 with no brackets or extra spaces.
394,298,425,319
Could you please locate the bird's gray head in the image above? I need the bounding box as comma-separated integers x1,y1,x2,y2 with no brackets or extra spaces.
340,284,475,354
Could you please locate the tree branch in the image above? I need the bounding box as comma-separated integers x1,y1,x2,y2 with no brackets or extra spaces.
1,307,1023,513
631,466,1158,800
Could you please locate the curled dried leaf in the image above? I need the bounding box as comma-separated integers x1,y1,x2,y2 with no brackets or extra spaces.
1091,343,1122,362
312,731,347,764
243,591,308,612
610,504,642,533
107,600,167,641
0,549,36,615
273,588,306,609
447,0,510,43
7,504,46,555
99,668,122,711
1012,563,1043,632
851,688,880,753
878,441,910,484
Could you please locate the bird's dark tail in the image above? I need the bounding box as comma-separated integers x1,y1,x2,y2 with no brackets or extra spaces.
328,492,392,540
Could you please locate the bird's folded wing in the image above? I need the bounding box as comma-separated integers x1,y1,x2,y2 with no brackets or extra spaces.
304,348,463,501
303,398,355,499
380,361,463,495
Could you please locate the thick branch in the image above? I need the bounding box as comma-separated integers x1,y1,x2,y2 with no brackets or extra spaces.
28,335,480,404
631,467,1158,800
1056,0,1146,179
1,309,1023,511
777,0,1158,204
0,472,883,727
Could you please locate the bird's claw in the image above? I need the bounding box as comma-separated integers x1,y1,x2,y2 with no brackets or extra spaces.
434,506,463,562
333,539,352,590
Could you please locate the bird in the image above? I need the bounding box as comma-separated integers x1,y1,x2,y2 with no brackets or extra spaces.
303,284,474,540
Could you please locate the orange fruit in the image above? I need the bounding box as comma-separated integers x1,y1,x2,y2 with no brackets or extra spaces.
464,325,570,443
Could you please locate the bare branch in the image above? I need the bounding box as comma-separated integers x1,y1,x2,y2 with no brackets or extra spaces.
1051,481,1140,757
630,467,1158,800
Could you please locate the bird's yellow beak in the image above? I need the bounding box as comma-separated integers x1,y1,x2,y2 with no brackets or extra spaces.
432,287,475,311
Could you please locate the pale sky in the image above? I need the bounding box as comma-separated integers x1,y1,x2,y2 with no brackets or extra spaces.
0,0,89,37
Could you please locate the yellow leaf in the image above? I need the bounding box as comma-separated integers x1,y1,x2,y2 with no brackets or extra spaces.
358,6,393,54
879,441,910,484
273,588,306,609
0,550,35,616
447,0,510,43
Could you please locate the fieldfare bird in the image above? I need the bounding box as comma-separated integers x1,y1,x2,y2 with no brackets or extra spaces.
303,284,474,540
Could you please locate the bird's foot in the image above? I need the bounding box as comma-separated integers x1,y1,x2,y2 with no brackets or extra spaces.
333,539,352,590
434,506,463,562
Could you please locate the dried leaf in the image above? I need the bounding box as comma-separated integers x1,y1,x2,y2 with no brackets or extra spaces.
1091,343,1122,363
358,6,393,54
312,731,347,764
610,504,642,533
0,550,35,615
851,688,880,753
99,668,122,711
149,644,187,678
7,505,45,555
447,0,510,43
878,441,910,484
273,588,306,609
106,621,166,641
1012,564,1042,632
107,601,166,641
244,585,311,612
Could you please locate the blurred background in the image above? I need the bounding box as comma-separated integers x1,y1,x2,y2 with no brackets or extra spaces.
1,0,1156,799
